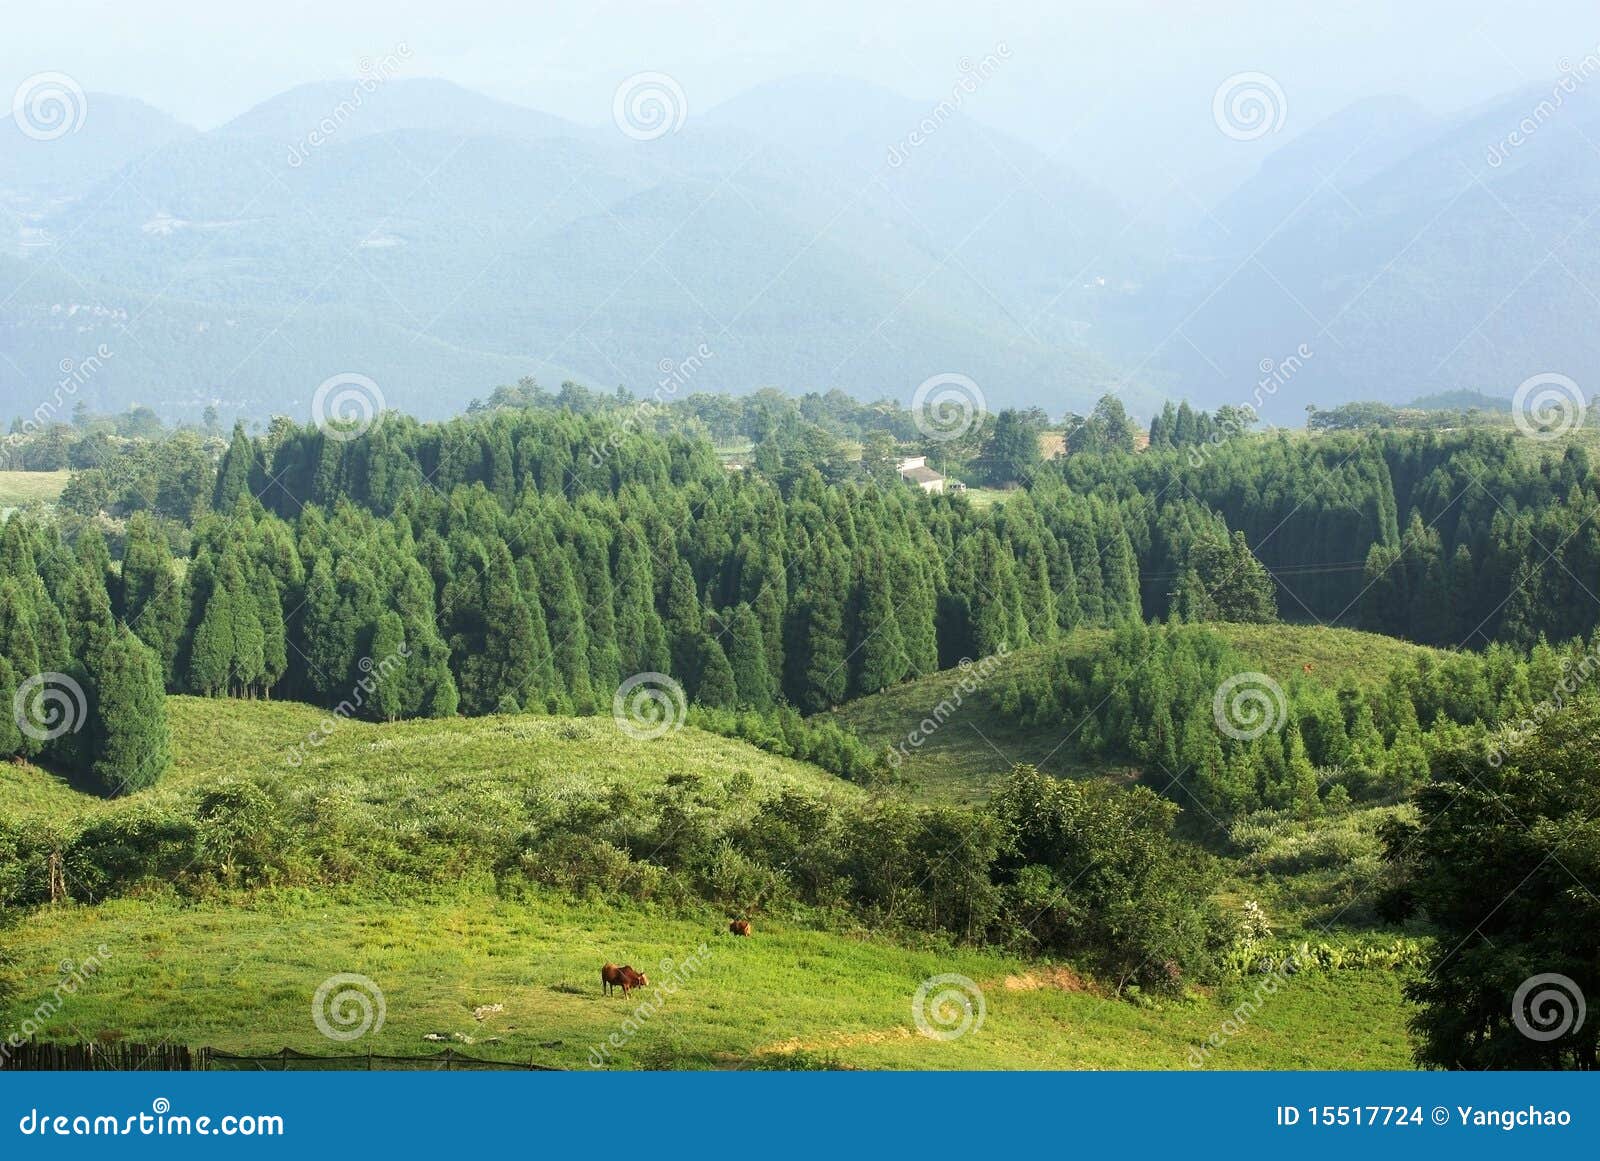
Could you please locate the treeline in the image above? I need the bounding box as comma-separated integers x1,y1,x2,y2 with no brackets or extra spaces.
1050,427,1600,646
84,412,1147,742
993,620,1597,826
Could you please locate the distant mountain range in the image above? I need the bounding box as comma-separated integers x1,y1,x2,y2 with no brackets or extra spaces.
4,73,1599,425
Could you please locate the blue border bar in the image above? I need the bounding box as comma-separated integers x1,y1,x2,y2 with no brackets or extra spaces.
3,1072,1595,1157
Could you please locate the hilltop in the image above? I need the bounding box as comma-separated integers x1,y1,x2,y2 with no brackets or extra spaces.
826,623,1441,804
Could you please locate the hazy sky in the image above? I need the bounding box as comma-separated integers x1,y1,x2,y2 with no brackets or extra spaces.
8,0,1600,199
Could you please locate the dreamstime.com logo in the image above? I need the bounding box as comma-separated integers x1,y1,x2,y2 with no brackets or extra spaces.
612,72,687,141
16,1099,284,1138
11,72,87,141
912,373,985,443
612,672,688,741
312,972,387,1042
888,647,1010,768
1511,973,1586,1042
13,672,87,742
1212,671,1287,741
1512,373,1586,441
912,973,986,1041
1212,72,1287,141
2,945,113,1061
311,373,386,442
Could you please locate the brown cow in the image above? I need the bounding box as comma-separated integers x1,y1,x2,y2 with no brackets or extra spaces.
1302,663,1315,673
728,920,752,937
600,963,649,997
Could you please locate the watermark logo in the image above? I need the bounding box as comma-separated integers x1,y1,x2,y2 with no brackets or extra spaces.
285,44,412,167
912,973,986,1041
284,644,410,767
311,373,385,442
12,72,87,141
1187,952,1300,1068
587,943,712,1068
312,972,386,1042
14,672,87,742
1512,373,1585,440
1511,973,1586,1042
2,944,112,1061
886,44,1011,167
612,72,687,141
912,373,985,443
1212,671,1287,741
888,647,1009,768
588,342,713,468
1212,72,1287,141
612,672,687,741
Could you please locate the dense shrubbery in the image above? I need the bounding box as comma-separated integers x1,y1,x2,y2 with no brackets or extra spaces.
0,764,1224,993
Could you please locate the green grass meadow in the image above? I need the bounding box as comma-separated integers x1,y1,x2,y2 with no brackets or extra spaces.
2,886,1412,1070
0,636,1422,1070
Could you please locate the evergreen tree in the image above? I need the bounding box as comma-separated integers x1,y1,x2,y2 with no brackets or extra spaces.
725,604,775,709
86,626,170,794
694,632,738,709
118,513,184,683
213,422,260,510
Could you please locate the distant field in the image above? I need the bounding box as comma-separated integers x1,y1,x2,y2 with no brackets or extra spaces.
0,887,1413,1070
958,486,1013,510
0,469,69,508
826,623,1439,804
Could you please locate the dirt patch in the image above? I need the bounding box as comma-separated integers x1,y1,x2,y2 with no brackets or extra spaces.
997,966,1095,994
759,1026,916,1055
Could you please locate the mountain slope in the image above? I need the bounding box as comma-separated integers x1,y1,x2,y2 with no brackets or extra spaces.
1111,84,1600,417
5,77,1138,419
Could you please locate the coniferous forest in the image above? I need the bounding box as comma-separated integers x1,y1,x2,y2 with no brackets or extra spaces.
3,394,1599,1071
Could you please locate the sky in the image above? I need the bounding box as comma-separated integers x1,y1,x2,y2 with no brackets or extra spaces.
7,0,1600,206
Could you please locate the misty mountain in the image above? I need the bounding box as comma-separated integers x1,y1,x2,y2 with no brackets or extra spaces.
1110,83,1600,420
10,73,1600,428
0,93,196,195
2,76,1140,424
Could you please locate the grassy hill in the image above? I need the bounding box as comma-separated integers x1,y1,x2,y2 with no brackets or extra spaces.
0,695,860,820
0,695,1415,1070
827,623,1440,804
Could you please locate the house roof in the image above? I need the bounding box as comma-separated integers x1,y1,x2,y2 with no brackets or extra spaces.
900,465,943,483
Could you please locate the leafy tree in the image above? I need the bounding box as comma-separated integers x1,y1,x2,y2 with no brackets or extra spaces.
1392,704,1600,1069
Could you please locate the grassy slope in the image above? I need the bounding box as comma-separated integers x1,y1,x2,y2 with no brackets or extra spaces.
0,696,1415,1070
0,695,861,822
827,623,1441,804
1,889,1411,1070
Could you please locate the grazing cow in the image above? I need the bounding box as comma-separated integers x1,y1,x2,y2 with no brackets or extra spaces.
601,962,649,997
728,920,752,937
1302,663,1315,673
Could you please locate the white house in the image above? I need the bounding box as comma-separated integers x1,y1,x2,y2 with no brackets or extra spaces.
896,455,945,494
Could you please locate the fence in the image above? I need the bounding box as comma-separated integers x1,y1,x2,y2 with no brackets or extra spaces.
0,1042,195,1071
206,1048,562,1071
1,1043,562,1071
